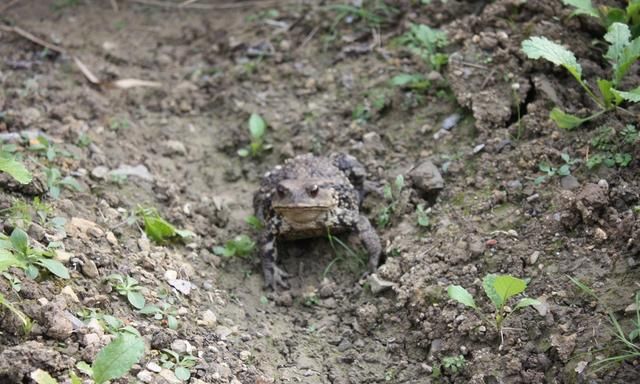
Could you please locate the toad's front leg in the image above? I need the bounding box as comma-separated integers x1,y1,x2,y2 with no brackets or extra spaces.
356,214,382,272
259,230,290,290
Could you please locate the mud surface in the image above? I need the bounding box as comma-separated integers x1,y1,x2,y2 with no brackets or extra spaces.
1,0,640,383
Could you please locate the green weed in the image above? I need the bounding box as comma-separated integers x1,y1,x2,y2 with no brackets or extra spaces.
44,167,82,199
328,1,399,30
105,273,146,309
390,73,431,91
415,203,431,228
522,23,640,129
535,153,580,185
377,174,405,228
0,227,69,279
29,136,72,161
448,274,541,349
397,23,448,71
324,231,367,277
213,234,256,258
0,150,32,185
74,332,145,384
238,113,270,158
136,207,194,244
139,302,179,330
562,0,640,38
586,125,637,169
0,292,32,334
160,349,198,382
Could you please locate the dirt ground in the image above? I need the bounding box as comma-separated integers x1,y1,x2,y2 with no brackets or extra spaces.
1,0,640,383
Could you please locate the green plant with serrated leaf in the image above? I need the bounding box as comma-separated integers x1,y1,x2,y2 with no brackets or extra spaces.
44,167,82,199
244,214,264,230
139,302,179,330
522,23,640,130
0,150,32,184
377,174,405,228
238,113,271,158
105,273,146,309
74,332,145,384
562,0,640,38
136,207,194,244
213,234,256,258
447,274,541,348
534,152,580,185
397,23,448,71
160,349,198,382
0,227,69,280
586,124,637,169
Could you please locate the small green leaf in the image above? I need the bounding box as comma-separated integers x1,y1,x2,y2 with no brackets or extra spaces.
604,22,631,64
10,228,29,255
514,297,542,311
0,249,26,272
0,156,32,184
447,285,477,309
550,107,587,130
26,264,39,279
142,216,176,243
249,113,266,139
561,0,599,18
36,258,70,279
245,215,263,230
30,369,58,384
394,174,405,191
127,291,146,309
597,78,615,107
482,274,502,308
558,164,571,176
139,305,161,315
174,366,191,381
538,162,551,173
612,87,640,102
175,229,195,239
60,176,82,191
69,371,82,384
237,148,250,157
494,275,527,304
92,333,145,384
167,315,178,330
521,36,583,83
75,361,93,377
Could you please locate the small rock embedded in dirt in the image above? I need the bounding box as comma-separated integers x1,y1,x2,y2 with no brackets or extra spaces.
529,251,540,265
137,370,155,383
239,350,252,361
147,362,162,373
171,339,194,354
560,175,580,190
161,140,187,156
367,273,395,295
42,299,74,340
550,333,577,362
151,328,178,349
441,113,461,130
168,278,194,295
81,258,100,278
164,270,178,281
318,278,337,298
66,217,104,240
198,309,217,327
61,286,80,303
594,227,607,242
408,160,444,197
215,325,234,340
91,166,109,180
110,164,154,181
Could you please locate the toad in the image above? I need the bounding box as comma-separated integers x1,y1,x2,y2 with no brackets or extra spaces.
253,153,382,289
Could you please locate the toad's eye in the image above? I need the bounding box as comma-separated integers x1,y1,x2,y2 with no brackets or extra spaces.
308,184,319,197
276,184,287,198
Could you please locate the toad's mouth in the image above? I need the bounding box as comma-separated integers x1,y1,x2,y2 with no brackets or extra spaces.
272,206,331,224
